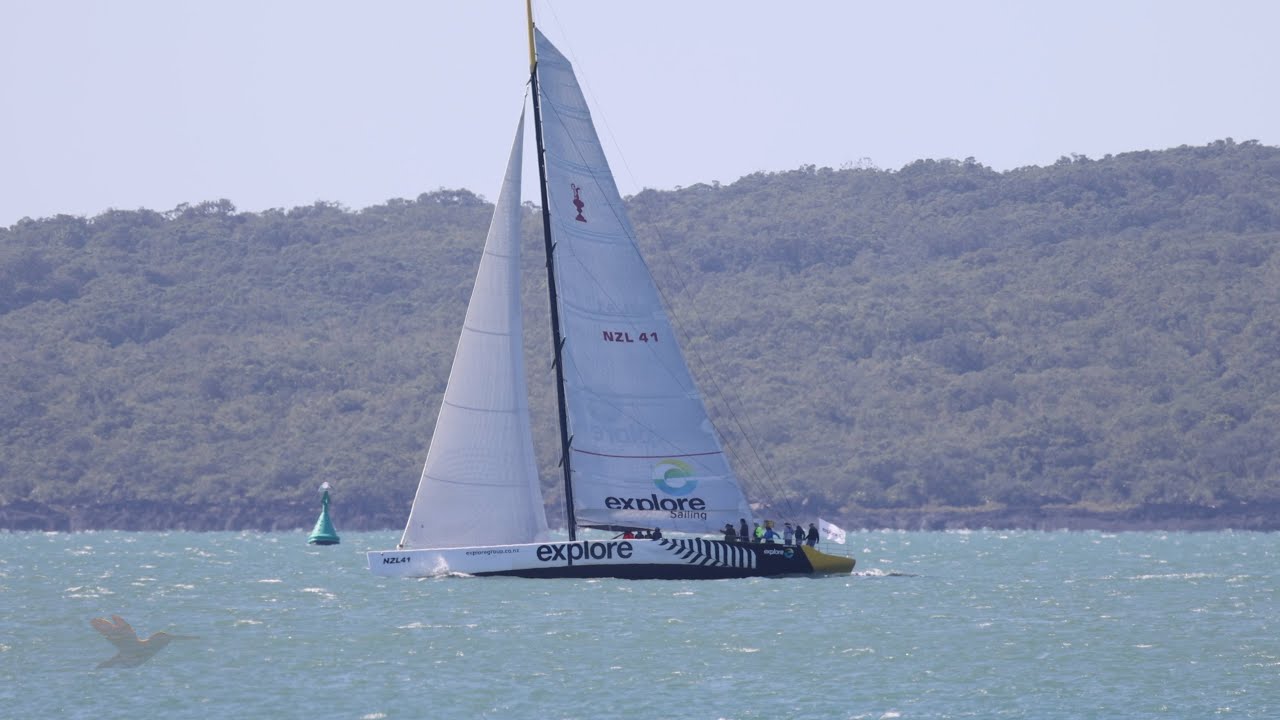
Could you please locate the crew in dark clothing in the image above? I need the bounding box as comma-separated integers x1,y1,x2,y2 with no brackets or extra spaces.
806,523,819,547
739,518,750,542
651,527,662,540
723,524,737,542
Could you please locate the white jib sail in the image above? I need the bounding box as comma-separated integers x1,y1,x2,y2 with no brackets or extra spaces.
534,30,753,534
399,111,550,549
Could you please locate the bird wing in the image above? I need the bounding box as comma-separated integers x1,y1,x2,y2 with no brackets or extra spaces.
91,615,140,650
96,652,132,669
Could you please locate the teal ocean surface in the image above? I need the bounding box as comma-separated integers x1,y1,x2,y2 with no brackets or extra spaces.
2,530,1276,719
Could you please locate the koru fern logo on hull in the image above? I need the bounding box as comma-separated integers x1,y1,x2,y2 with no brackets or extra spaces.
653,459,697,496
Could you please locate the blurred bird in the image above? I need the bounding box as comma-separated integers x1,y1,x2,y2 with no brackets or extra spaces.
91,615,197,668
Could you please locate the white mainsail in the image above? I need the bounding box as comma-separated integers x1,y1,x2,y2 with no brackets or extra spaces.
398,112,550,549
534,30,753,533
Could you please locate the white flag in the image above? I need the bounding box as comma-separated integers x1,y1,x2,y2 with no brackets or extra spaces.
818,518,847,545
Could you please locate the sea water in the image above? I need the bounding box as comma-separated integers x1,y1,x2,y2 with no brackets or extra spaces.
2,530,1276,719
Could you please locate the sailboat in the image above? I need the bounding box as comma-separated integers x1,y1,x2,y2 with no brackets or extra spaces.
367,10,854,579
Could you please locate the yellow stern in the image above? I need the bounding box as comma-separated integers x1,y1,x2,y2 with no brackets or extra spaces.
803,545,856,575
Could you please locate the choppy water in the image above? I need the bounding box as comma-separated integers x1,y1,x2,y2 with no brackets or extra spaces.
2,530,1276,719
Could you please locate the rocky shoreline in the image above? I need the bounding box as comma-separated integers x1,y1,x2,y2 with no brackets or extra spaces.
2,499,1277,533
843,502,1280,532
0,499,402,533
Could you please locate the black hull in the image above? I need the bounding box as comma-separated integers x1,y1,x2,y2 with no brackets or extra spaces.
369,538,854,579
474,541,855,580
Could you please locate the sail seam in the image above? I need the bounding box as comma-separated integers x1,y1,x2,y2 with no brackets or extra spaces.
459,325,516,338
441,399,527,414
421,473,534,489
572,448,722,459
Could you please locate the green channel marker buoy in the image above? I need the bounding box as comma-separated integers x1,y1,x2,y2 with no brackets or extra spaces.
308,482,340,545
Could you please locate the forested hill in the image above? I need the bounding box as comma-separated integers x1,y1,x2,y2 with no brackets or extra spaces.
3,139,1279,532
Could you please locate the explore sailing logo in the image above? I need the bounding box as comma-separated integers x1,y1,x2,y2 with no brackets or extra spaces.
652,459,698,496
536,540,633,566
602,459,709,521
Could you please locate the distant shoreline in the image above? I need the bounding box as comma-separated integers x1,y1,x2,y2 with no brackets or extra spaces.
843,502,1280,532
2,500,1277,533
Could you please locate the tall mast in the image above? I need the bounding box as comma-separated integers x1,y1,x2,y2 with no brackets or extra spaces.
527,3,578,541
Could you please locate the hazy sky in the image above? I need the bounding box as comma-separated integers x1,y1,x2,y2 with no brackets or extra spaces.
3,1,1277,227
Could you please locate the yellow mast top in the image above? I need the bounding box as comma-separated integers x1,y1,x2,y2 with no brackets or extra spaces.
526,0,537,72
